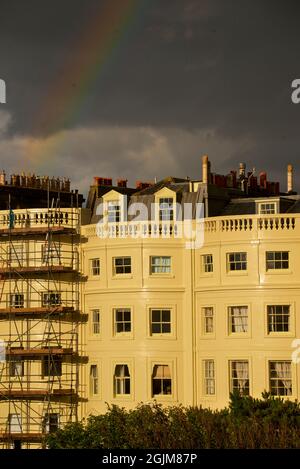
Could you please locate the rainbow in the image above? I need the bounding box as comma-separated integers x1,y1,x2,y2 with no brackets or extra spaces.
25,0,144,172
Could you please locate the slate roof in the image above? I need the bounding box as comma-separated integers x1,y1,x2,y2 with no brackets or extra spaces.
135,177,189,195
287,200,300,213
221,201,256,216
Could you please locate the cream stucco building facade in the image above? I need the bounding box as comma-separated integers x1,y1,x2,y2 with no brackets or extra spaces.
81,159,300,415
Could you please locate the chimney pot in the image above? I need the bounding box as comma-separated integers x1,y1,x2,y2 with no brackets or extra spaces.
287,164,294,193
202,155,209,184
117,178,128,188
239,162,246,177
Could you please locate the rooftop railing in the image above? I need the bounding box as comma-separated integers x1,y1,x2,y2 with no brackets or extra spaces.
82,214,298,241
0,208,79,231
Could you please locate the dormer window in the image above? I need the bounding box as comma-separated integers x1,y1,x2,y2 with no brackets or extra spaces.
107,200,121,223
159,198,174,221
257,202,277,215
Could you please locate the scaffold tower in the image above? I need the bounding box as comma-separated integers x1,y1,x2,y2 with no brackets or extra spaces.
0,194,82,449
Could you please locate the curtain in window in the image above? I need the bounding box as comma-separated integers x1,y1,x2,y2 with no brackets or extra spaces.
234,361,248,392
160,257,170,272
274,362,292,394
205,361,215,394
231,306,248,332
153,365,171,379
115,365,130,394
9,414,22,433
152,257,170,273
90,365,98,395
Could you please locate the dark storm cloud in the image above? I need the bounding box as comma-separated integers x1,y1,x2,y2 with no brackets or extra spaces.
0,0,300,190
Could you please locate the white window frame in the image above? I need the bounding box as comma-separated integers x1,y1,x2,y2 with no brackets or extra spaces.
266,251,289,271
91,309,100,335
113,257,132,275
150,308,171,335
90,364,99,396
202,254,213,273
159,198,174,221
114,364,131,396
258,202,277,215
90,258,100,276
9,293,24,309
107,200,121,223
227,252,247,272
114,308,131,335
42,291,62,307
152,364,172,396
202,307,214,334
150,256,171,274
44,413,60,433
228,306,248,334
203,360,215,395
269,361,292,396
229,360,250,395
267,305,290,333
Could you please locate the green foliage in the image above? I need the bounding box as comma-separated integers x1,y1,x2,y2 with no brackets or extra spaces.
46,394,300,449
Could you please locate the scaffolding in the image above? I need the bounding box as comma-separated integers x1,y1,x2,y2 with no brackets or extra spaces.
0,198,82,448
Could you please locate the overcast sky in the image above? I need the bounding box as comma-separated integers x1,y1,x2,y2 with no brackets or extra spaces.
0,0,300,195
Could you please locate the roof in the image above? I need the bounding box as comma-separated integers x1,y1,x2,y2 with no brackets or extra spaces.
135,177,189,195
287,200,300,213
221,201,256,216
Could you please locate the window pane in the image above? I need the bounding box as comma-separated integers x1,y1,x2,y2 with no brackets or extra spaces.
161,323,171,333
227,252,247,271
266,251,289,270
202,254,213,273
152,365,172,395
124,310,131,321
108,201,121,223
151,323,161,334
162,310,170,322
10,294,24,308
267,305,290,333
151,256,171,273
90,365,98,395
203,307,214,334
204,360,215,395
230,361,249,395
91,258,100,275
115,309,131,334
114,257,131,274
150,309,171,335
116,310,123,321
114,364,130,395
269,361,292,396
162,379,172,394
229,306,248,333
159,198,174,221
152,310,161,322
